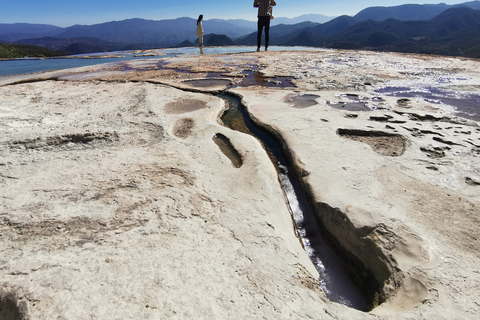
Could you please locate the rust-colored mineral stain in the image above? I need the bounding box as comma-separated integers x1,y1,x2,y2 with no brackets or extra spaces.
164,99,207,114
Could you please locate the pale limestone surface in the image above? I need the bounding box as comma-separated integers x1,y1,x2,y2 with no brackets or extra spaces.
1,49,479,319
233,50,480,318
1,79,348,319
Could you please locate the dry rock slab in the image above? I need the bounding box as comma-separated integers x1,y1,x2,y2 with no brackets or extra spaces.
1,80,347,319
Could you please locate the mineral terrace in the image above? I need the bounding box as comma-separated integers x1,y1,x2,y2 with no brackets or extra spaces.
1,49,479,319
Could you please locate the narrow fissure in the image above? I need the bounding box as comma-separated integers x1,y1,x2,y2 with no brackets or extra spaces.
155,77,392,311
216,91,370,311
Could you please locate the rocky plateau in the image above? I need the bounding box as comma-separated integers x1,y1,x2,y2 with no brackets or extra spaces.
1,49,479,319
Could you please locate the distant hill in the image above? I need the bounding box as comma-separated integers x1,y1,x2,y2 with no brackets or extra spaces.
0,18,255,49
0,41,66,59
279,30,326,47
54,18,196,47
311,15,360,36
0,23,63,42
53,18,256,47
174,40,194,48
234,21,319,46
198,14,333,30
429,6,480,36
0,14,334,48
207,19,256,30
203,20,256,37
272,14,334,25
15,37,124,54
354,0,480,21
232,7,480,58
0,23,62,35
205,34,234,46
327,7,480,56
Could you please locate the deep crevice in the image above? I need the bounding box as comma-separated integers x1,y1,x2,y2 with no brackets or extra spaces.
217,91,374,311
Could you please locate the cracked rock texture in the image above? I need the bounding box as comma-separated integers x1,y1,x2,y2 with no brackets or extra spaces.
1,49,480,319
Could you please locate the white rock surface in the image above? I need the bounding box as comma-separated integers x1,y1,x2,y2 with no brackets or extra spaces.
1,49,479,319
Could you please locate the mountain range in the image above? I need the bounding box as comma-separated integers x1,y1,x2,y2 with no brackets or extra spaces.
1,1,480,58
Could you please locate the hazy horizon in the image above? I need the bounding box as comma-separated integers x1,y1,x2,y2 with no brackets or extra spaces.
1,0,474,27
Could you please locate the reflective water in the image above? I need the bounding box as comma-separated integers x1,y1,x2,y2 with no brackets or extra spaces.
375,86,480,121
0,52,170,77
0,46,317,77
283,94,320,108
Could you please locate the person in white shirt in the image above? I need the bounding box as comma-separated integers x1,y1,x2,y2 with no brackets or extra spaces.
197,14,204,48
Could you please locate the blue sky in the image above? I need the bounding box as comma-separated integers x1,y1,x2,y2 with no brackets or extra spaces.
1,1,472,27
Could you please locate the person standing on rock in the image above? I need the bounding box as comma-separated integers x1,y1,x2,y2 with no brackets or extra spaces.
254,0,276,52
197,14,204,48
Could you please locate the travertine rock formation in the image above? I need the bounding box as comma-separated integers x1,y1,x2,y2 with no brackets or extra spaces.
1,49,479,319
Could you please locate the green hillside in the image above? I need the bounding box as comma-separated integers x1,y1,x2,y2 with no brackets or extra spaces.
0,42,66,59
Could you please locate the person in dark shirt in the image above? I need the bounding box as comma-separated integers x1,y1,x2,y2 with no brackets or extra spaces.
254,0,276,52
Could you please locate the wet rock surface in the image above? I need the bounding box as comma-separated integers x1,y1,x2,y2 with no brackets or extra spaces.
1,49,480,319
183,78,232,88
283,94,320,108
164,98,208,114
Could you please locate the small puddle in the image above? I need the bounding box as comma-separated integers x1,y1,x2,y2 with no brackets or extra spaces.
183,78,233,88
328,102,370,111
182,66,295,89
284,94,320,108
164,99,208,114
217,92,368,311
237,70,295,88
328,94,371,111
